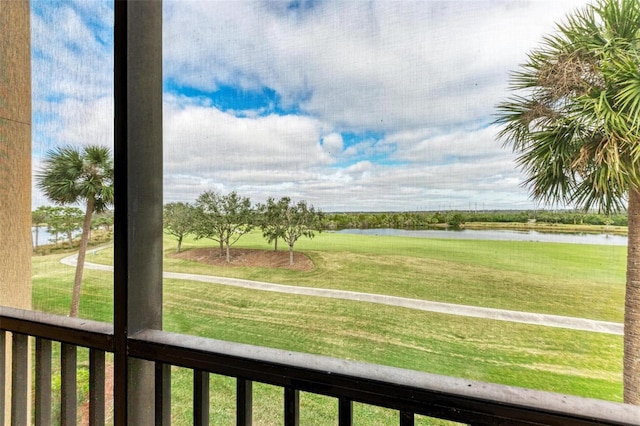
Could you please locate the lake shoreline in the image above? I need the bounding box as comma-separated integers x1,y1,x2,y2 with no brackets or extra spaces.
336,226,628,246
330,221,627,236
460,221,627,235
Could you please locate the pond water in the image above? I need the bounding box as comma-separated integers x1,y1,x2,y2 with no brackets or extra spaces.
32,227,80,247
336,228,628,246
33,226,628,247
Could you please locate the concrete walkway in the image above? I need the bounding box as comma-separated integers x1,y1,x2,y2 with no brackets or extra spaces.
62,251,623,336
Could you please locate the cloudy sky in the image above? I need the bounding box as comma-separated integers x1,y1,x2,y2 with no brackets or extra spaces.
31,0,591,212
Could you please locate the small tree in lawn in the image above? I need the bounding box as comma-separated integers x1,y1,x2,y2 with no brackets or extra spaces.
45,208,63,247
257,196,290,251
92,210,114,233
32,206,50,250
282,200,323,266
194,191,225,256
47,206,84,248
164,202,195,253
37,145,114,317
193,191,253,262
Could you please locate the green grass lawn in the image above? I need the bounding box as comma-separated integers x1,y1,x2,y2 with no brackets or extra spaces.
91,231,626,322
31,231,626,424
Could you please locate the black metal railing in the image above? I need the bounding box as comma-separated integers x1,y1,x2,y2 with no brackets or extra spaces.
0,306,113,425
1,305,639,425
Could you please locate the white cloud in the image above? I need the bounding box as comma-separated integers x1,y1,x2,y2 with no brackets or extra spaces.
32,4,112,101
158,0,590,210
32,1,592,211
163,0,590,132
321,133,343,156
54,97,113,148
164,96,332,173
387,125,506,164
31,1,114,157
163,96,343,204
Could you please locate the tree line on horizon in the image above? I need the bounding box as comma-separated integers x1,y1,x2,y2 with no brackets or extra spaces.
32,205,114,250
32,205,628,250
323,210,629,230
164,191,324,266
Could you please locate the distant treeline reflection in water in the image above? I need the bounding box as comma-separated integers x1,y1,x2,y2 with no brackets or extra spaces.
336,228,628,246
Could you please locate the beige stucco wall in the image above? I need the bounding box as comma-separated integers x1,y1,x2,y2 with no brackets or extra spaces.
0,0,32,423
0,0,32,308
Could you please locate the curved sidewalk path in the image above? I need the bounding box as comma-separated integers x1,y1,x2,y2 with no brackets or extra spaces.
62,252,623,336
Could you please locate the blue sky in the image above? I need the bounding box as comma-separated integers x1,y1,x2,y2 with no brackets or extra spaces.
31,0,591,211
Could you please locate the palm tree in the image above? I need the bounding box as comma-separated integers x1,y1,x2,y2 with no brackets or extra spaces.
495,0,640,403
37,145,114,317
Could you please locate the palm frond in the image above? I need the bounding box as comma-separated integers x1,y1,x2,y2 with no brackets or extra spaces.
494,0,640,214
37,145,114,212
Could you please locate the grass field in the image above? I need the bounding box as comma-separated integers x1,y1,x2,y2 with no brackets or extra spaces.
31,231,626,424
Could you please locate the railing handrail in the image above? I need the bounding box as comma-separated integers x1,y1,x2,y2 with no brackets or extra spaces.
0,305,113,351
2,305,640,425
128,328,640,425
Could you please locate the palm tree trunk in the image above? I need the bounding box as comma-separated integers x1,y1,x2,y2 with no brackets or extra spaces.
70,198,94,317
625,187,640,404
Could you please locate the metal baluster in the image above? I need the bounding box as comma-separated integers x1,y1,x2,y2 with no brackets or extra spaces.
338,398,352,426
11,333,28,426
284,387,299,426
399,410,414,426
60,343,77,426
236,379,253,426
155,362,171,426
35,338,52,425
193,369,209,425
0,331,5,426
89,349,105,426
